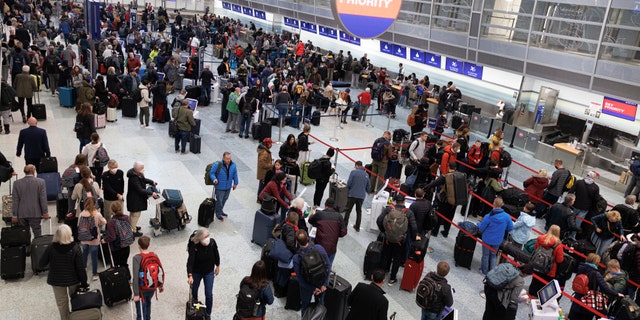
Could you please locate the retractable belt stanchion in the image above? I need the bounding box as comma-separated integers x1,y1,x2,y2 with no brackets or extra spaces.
386,112,391,131
276,104,284,144
365,104,374,128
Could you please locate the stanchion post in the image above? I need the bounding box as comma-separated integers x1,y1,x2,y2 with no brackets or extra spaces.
464,193,472,221
386,112,391,131
330,112,339,142
333,148,339,168
366,105,374,128
276,104,283,145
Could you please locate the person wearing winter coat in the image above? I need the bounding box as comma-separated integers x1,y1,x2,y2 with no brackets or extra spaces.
571,171,601,229
509,202,536,247
527,225,565,296
346,270,389,320
256,138,274,198
523,169,548,204
604,259,629,293
625,156,640,199
235,261,275,319
478,198,514,275
259,172,293,219
126,161,159,236
482,264,532,320
76,80,95,107
14,65,37,122
568,254,624,320
591,210,626,256
103,201,132,268
138,80,152,128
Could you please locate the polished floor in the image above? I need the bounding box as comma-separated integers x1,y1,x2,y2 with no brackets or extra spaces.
0,59,626,320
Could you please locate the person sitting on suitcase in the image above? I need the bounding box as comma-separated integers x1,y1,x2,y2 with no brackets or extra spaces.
418,261,454,320
292,229,332,316
12,164,49,238
376,194,420,286
478,198,514,276
259,172,293,221
346,269,389,320
172,99,196,154
187,228,221,317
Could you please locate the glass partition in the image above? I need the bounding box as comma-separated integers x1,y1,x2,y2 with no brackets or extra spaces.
599,8,640,62
432,0,471,32
480,0,532,44
398,0,432,25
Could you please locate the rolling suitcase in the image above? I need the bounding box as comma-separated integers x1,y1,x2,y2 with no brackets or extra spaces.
158,204,180,231
168,120,177,137
69,308,102,320
497,241,531,265
189,134,201,154
94,113,106,129
31,222,53,274
363,240,383,279
70,288,103,311
1,224,31,247
2,177,15,223
191,118,201,135
329,179,348,213
185,285,208,320
300,162,315,185
400,259,424,292
197,198,215,228
121,97,137,117
1,245,26,279
501,188,529,207
325,272,352,320
251,122,262,140
98,244,132,307
408,235,430,263
106,107,117,122
32,92,46,120
311,111,321,126
285,274,301,311
261,238,277,281
39,156,58,173
59,87,75,107
161,189,183,207
97,242,113,268
39,172,61,201
57,192,69,222
259,121,272,140
385,160,401,179
454,222,478,270
446,172,468,206
251,210,280,247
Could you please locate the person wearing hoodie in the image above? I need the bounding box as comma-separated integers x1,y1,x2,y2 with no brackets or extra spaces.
256,138,274,200
478,198,514,275
419,261,454,320
605,259,629,293
346,269,389,320
41,224,88,320
523,169,548,204
591,210,626,256
570,171,601,229
138,80,152,129
126,161,159,237
76,79,96,108
568,253,624,320
527,225,565,296
439,142,460,175
509,202,536,248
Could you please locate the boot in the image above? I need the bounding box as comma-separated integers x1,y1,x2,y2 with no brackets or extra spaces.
4,124,9,134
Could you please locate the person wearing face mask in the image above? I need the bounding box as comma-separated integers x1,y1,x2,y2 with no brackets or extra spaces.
101,159,125,221
127,161,160,237
187,227,221,317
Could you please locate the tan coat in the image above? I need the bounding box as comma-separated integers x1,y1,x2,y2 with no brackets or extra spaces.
14,72,36,98
257,145,273,180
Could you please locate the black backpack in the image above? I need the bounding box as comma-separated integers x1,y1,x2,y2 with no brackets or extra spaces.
1,83,15,107
499,150,512,167
307,159,323,180
530,243,558,274
300,248,328,287
353,63,362,74
371,137,387,161
241,97,255,116
235,282,260,318
133,88,143,103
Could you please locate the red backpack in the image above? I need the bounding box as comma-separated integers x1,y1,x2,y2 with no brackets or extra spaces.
572,273,589,295
139,253,165,293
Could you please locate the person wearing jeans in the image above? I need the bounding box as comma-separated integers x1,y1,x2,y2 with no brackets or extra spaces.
171,99,196,154
132,236,164,320
187,228,221,316
209,152,239,221
477,198,513,275
344,161,370,232
225,87,241,133
78,197,106,281
237,89,258,138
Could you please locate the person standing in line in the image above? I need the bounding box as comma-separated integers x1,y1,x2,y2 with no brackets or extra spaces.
132,236,164,320
527,225,565,297
344,161,371,232
257,138,274,200
369,131,393,194
312,148,335,207
625,155,640,199
613,195,639,235
101,159,125,221
544,193,580,236
482,264,532,320
138,79,153,129
534,159,570,218
409,188,433,239
103,201,132,268
237,88,258,139
509,202,536,248
478,198,514,275
187,228,221,317
235,260,275,320
41,224,88,320
568,253,624,319
292,229,332,316
225,86,241,133
199,64,214,105
419,261,455,320
297,124,314,165
172,99,196,154
16,117,51,172
309,198,347,264
127,161,159,237
75,102,96,153
209,152,239,222
78,197,106,282
357,87,372,122
570,171,601,229
81,132,107,186
345,269,389,320
70,167,102,217
12,164,49,238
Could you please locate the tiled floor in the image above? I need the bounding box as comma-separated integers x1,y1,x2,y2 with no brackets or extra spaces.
0,58,624,320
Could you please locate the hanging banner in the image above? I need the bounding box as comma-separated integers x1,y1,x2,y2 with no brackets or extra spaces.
333,0,403,38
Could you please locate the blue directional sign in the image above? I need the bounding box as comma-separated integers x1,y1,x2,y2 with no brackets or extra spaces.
464,62,483,79
380,41,392,54
254,10,266,20
424,52,441,68
300,21,317,33
445,57,463,73
319,26,337,39
410,49,425,63
393,44,406,58
284,17,299,28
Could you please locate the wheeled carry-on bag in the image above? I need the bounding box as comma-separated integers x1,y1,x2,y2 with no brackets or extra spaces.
39,172,61,201
190,134,202,154
106,107,117,122
329,177,349,213
59,87,76,108
1,245,26,279
300,162,315,185
251,210,281,247
158,204,181,232
400,259,425,292
454,221,478,269
363,240,383,280
1,224,31,247
2,176,15,223
185,284,208,320
198,198,216,228
31,219,53,274
98,244,132,307
324,272,352,320
285,273,301,311
32,92,46,120
161,189,184,207
121,96,137,117
94,113,106,129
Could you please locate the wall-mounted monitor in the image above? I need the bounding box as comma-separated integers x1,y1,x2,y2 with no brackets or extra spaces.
556,113,586,138
602,96,638,121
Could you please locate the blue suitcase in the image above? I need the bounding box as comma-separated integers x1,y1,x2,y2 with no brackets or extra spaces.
162,189,183,207
59,87,75,107
39,172,61,201
251,210,280,247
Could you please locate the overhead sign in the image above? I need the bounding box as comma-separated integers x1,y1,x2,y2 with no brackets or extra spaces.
319,25,337,39
231,4,241,13
410,49,425,63
424,52,441,68
339,31,361,46
464,62,483,79
332,0,403,39
284,17,299,29
393,44,406,58
221,2,231,10
254,10,266,20
300,21,317,34
242,6,253,16
380,41,393,54
445,57,463,73
602,96,638,121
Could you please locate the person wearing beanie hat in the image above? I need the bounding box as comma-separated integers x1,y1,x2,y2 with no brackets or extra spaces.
257,137,274,200
571,169,601,231
312,148,336,207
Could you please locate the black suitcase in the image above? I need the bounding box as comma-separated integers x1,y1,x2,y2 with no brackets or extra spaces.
1,225,31,247
1,245,26,279
99,266,132,306
168,120,177,137
329,181,349,213
251,122,262,140
259,121,272,140
190,134,201,154
285,275,301,311
39,156,58,173
311,111,321,126
408,235,430,263
325,273,352,320
497,241,531,265
159,204,180,231
191,118,201,135
185,85,201,99
261,238,277,281
197,198,216,228
32,103,47,120
445,172,468,206
57,192,69,222
70,288,103,311
451,115,462,130
351,107,359,121
65,216,79,242
385,160,401,179
454,225,477,270
501,188,529,207
31,235,53,274
97,242,113,268
121,97,137,117
363,241,383,279
565,238,596,263
251,210,280,247
185,294,208,320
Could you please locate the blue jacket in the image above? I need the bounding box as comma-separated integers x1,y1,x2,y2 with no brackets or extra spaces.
631,159,640,176
478,208,514,246
510,212,536,245
293,244,332,291
209,160,239,191
347,168,370,200
16,126,51,160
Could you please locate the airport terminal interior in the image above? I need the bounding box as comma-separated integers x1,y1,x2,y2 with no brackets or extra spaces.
2,0,640,319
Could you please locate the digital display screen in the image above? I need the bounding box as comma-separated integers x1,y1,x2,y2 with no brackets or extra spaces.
187,98,198,111
602,96,637,121
538,280,558,306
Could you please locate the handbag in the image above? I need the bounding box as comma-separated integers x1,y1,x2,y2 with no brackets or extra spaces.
260,194,277,214
269,238,293,264
580,290,609,312
0,164,12,183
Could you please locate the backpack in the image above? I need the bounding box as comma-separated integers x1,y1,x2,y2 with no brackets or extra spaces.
113,218,134,249
353,63,362,74
619,243,637,272
371,137,387,161
11,53,24,73
77,216,98,241
235,282,260,318
499,150,512,168
415,274,442,309
204,161,222,185
300,248,328,287
327,58,335,69
1,83,15,107
563,171,575,191
62,166,81,189
407,113,416,127
485,263,520,289
139,252,165,291
307,159,323,180
383,207,409,244
79,187,100,211
133,88,143,103
572,273,590,295
93,143,110,167
530,242,558,274
241,97,255,116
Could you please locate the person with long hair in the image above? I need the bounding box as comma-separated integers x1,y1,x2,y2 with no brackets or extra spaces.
568,253,624,320
187,227,221,317
77,196,106,281
70,167,102,217
75,102,96,153
103,201,132,268
235,261,274,320
81,132,109,187
259,172,293,220
274,210,300,296
527,225,564,296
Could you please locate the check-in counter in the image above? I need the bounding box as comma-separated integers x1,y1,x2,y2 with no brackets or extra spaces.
534,142,583,169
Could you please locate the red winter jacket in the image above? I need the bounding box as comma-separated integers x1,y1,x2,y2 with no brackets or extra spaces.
259,180,292,209
534,235,564,277
440,145,456,175
467,144,483,166
523,176,549,204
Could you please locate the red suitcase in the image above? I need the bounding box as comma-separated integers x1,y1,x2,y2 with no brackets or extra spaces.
400,259,424,292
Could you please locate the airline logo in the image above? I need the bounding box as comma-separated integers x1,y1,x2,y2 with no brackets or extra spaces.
333,0,402,38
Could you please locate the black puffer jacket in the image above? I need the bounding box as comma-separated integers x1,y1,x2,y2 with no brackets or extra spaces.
126,168,155,212
42,242,87,287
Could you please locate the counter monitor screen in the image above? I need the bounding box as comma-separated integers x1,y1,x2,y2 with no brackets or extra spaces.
538,279,561,309
556,113,586,138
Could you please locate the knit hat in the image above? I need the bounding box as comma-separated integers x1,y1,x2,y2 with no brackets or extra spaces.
326,148,335,157
263,138,273,146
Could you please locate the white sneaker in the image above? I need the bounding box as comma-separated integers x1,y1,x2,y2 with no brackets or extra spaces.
92,275,99,281
140,124,144,128
145,126,154,130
